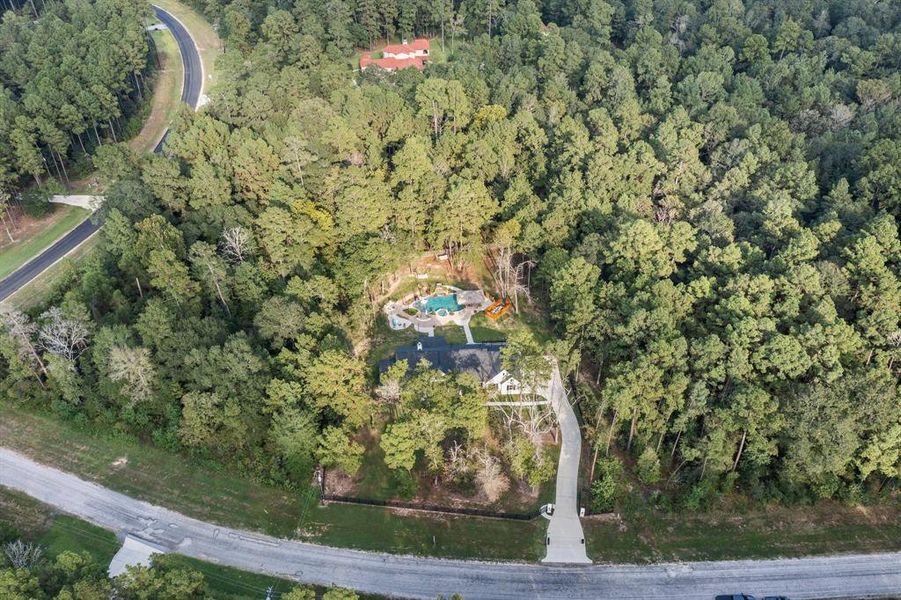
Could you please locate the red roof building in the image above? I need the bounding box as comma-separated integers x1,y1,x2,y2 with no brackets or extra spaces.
360,38,430,72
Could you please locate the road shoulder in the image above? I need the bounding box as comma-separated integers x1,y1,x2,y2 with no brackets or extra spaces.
151,0,222,93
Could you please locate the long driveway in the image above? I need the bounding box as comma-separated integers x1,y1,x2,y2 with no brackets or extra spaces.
542,365,590,563
0,5,203,303
1,448,899,599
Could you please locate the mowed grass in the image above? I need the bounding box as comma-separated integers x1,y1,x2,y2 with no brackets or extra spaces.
0,405,545,561
129,28,183,154
308,501,544,561
151,0,222,90
5,233,100,310
0,486,120,565
157,555,394,600
159,555,303,599
365,314,420,375
0,487,390,599
0,205,90,279
584,501,901,563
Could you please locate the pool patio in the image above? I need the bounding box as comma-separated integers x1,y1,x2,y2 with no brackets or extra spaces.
384,284,491,337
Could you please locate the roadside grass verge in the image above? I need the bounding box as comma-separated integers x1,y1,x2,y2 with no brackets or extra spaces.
307,501,544,560
0,486,119,565
0,205,90,280
151,0,222,90
0,405,544,561
5,233,101,310
0,487,388,599
584,500,901,563
157,555,387,600
129,28,183,154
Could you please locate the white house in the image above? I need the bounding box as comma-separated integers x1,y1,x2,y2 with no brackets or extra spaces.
360,38,431,71
486,368,523,395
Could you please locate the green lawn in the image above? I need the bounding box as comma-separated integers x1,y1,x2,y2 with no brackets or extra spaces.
3,405,896,567
0,205,90,280
0,404,545,561
0,487,120,565
308,501,544,561
366,314,420,375
583,500,901,563
157,554,397,600
129,28,183,154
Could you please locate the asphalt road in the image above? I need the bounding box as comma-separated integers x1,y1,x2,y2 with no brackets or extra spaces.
0,218,101,302
1,448,898,600
0,6,203,303
152,4,203,152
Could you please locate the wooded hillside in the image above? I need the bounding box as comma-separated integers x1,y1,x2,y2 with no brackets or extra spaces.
1,0,898,507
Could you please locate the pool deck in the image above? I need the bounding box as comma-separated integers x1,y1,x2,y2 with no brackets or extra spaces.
384,285,491,340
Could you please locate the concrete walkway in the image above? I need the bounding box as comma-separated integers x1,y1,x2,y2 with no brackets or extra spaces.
541,366,590,564
2,447,899,599
462,320,474,344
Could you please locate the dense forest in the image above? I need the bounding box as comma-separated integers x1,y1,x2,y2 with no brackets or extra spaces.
1,0,898,508
0,0,150,188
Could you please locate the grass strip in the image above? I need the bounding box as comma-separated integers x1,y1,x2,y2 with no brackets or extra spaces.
0,206,90,280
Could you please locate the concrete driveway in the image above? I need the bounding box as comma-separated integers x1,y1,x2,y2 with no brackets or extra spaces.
542,365,590,563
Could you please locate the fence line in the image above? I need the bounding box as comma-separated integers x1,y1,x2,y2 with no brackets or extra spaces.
320,493,538,521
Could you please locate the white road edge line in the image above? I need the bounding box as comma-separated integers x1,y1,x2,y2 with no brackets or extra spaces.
1,221,100,306
148,26,185,150
151,4,206,102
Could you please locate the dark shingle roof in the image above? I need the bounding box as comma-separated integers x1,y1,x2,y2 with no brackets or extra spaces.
379,336,505,382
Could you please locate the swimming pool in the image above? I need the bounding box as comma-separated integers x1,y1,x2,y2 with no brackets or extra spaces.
416,293,463,314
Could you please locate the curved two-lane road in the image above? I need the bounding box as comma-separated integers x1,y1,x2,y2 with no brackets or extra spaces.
0,5,203,302
1,448,899,600
152,4,203,151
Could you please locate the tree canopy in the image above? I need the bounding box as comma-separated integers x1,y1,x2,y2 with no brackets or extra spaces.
1,0,898,505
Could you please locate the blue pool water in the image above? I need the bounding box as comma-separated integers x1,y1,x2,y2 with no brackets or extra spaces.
417,294,463,314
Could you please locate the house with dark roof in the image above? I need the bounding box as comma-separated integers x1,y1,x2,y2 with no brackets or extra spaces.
379,336,522,394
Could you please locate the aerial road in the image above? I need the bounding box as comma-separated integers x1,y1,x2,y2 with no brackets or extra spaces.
1,448,898,600
0,218,101,302
152,3,204,150
0,4,203,302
